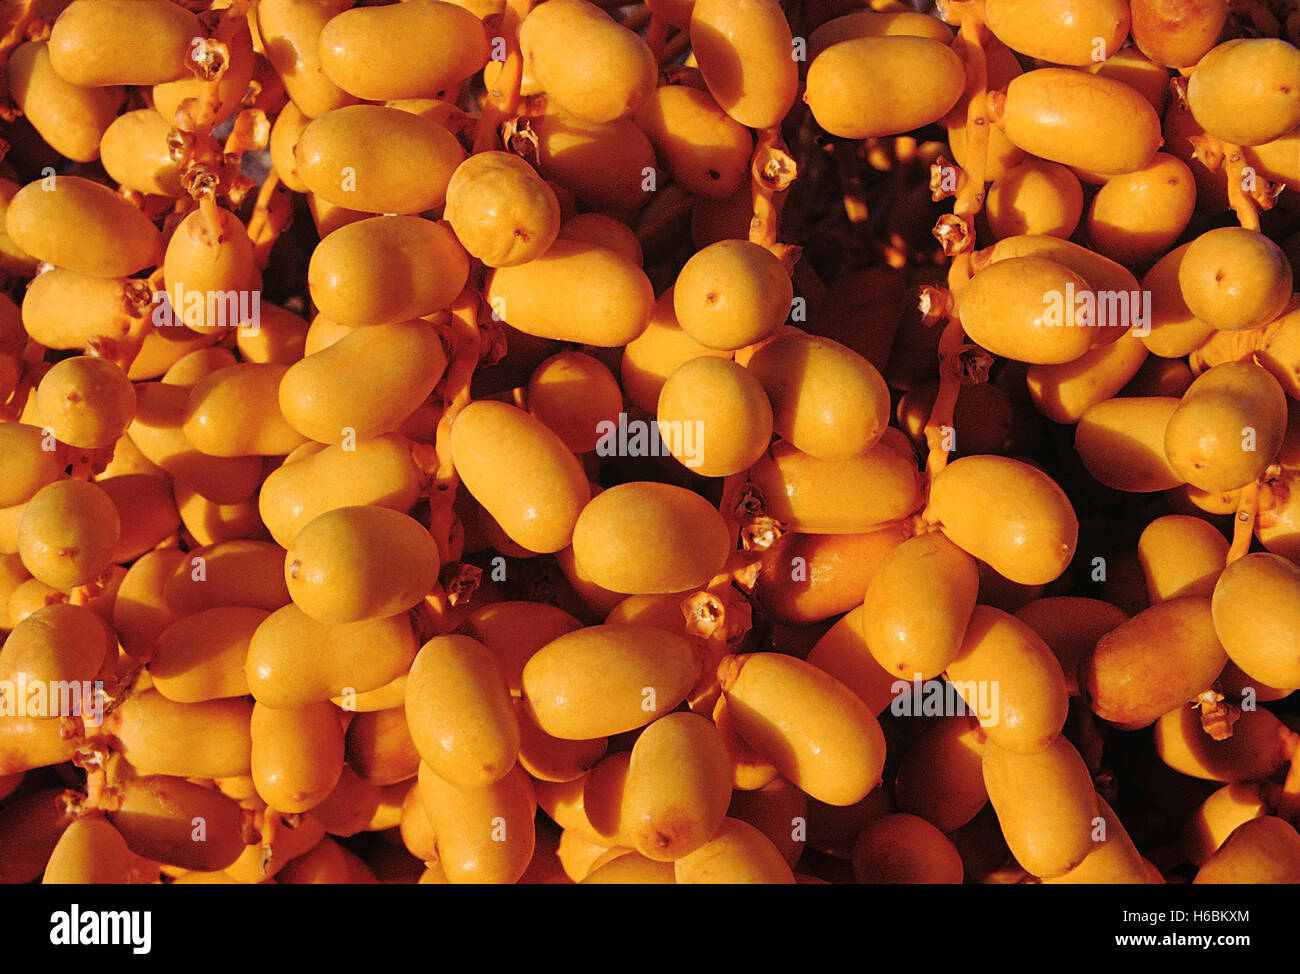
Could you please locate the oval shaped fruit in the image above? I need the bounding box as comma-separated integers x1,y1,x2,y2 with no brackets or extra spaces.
673,817,796,884
928,456,1077,586
1164,362,1288,493
1211,553,1300,689
852,813,964,884
749,439,923,535
945,605,1069,754
982,736,1099,878
718,652,885,806
673,240,791,351
1042,795,1148,884
1087,153,1195,267
1177,227,1292,333
109,690,252,779
690,0,798,130
959,258,1095,365
308,217,468,327
521,624,699,739
0,424,62,508
319,1,488,100
165,540,290,616
279,319,448,444
459,601,584,696
150,606,267,703
181,363,304,457
1130,0,1226,67
655,357,772,477
621,290,732,413
162,207,255,333
986,159,1084,241
806,9,953,63
863,532,979,681
894,716,987,833
984,0,1129,66
527,351,623,455
1154,705,1291,782
444,152,561,268
296,105,463,215
1082,597,1227,726
571,482,730,594
404,634,519,787
1137,515,1228,603
35,355,135,450
451,400,590,554
109,773,244,872
1182,782,1269,867
285,507,438,623
43,817,133,885
250,700,345,814
256,0,356,118
245,605,418,709
6,177,160,278
805,36,965,139
9,41,122,163
520,0,656,123
1194,817,1300,884
18,480,120,589
1026,331,1149,424
1188,39,1300,147
805,606,899,715
634,85,753,200
996,69,1161,175
0,603,110,711
532,110,657,212
48,0,198,86
487,238,654,346
623,712,732,861
418,762,536,884
1076,396,1182,491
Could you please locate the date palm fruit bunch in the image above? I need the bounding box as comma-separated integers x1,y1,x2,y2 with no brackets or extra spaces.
1,0,1300,886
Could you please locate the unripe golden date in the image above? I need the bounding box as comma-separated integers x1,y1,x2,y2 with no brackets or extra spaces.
5,176,160,278
182,364,304,458
9,41,121,163
0,424,61,508
996,69,1161,176
150,606,267,703
109,690,252,779
1087,154,1195,267
673,240,791,351
256,0,356,119
532,111,657,212
459,601,584,696
1177,227,1293,333
487,239,654,346
521,624,698,739
634,86,753,200
1137,515,1228,603
571,482,730,594
1188,39,1300,147
984,0,1129,66
1026,331,1148,425
945,605,1070,754
852,813,964,884
673,817,795,884
986,159,1084,241
1043,795,1148,884
806,10,953,63
656,357,773,477
444,152,561,268
982,736,1099,879
1154,705,1291,782
36,355,135,450
43,817,133,885
18,480,120,589
520,0,656,123
806,36,964,140
308,217,468,327
718,652,885,806
1075,396,1183,491
1081,597,1226,727
928,456,1077,585
1211,553,1300,689
894,717,987,833
296,105,464,215
48,0,199,87
319,1,489,100
958,257,1095,365
1129,0,1226,67
418,762,536,884
250,700,345,814
452,400,590,554
690,0,798,130
529,351,624,455
405,634,519,787
109,773,245,872
1194,818,1300,884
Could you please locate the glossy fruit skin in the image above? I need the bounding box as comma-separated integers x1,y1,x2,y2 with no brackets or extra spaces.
520,0,656,123
404,634,519,788
1211,553,1300,689
862,532,979,681
571,482,731,594
9,41,122,163
0,424,62,508
280,319,448,444
418,761,536,884
0,602,111,707
48,0,198,86
982,736,1099,879
308,217,468,327
804,606,899,715
690,0,798,130
1086,154,1195,267
527,351,623,455
1177,227,1293,333
1139,243,1215,358
1081,597,1227,726
985,0,1129,66
634,86,753,200
656,356,773,476
1075,396,1183,491
749,439,923,535
487,238,654,346
805,36,966,139
109,689,253,779
150,606,266,703
945,605,1069,754
7,177,160,278
257,0,356,118
717,652,886,807
1194,818,1300,884
245,604,418,709
459,601,584,696
36,355,136,450
1043,795,1148,884
1164,362,1288,493
285,507,439,624
1154,705,1290,782
1137,515,1228,603
445,152,561,268
959,257,1095,365
1027,331,1148,425
673,817,796,884
998,69,1161,176
109,773,245,872
164,540,291,616
250,700,345,814
1181,783,1269,867
1130,0,1226,67
162,207,255,333
1188,39,1300,147
673,240,792,351
532,111,658,213
928,456,1077,586
852,813,965,884
43,817,133,885
622,712,732,861
182,364,305,458
807,9,953,63
319,1,489,100
521,624,699,739
986,159,1083,241
451,400,590,554
18,480,120,589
